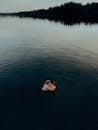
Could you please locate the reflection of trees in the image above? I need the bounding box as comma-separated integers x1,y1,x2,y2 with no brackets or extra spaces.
1,2,98,25
30,2,98,25
31,2,98,25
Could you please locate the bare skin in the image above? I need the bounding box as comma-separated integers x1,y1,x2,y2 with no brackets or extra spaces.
42,80,56,91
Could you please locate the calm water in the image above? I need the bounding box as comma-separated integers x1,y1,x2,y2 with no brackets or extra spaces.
0,17,98,130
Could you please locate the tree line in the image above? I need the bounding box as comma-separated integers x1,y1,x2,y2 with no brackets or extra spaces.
1,2,98,24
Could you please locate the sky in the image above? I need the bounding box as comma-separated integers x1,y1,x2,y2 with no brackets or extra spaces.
0,0,98,13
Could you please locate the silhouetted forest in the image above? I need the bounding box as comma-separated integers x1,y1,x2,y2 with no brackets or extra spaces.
1,2,98,24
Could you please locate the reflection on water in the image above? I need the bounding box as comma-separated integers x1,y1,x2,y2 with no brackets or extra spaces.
0,17,98,130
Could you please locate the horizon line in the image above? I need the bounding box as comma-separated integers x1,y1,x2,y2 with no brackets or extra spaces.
0,1,98,14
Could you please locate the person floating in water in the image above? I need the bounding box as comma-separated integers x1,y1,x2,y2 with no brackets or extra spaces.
42,80,56,92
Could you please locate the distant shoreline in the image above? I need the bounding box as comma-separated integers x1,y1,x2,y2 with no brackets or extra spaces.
1,2,98,25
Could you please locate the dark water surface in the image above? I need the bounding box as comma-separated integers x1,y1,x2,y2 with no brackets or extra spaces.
0,17,98,130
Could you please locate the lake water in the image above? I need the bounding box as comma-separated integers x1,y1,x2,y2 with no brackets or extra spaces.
0,17,98,130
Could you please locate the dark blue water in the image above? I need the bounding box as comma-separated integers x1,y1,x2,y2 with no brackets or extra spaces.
0,17,98,130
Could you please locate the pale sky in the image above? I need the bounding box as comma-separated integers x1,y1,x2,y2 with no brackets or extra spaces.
0,0,98,13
